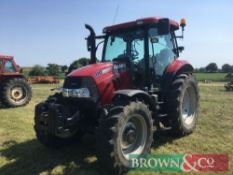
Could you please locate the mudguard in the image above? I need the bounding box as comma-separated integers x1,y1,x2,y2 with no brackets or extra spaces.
162,60,194,97
113,89,157,112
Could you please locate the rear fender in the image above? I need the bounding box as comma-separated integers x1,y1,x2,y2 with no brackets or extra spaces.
162,60,194,97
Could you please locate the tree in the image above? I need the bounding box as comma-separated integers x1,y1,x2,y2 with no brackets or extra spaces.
68,57,90,74
222,64,233,73
205,63,218,72
194,67,206,73
61,65,68,73
198,67,206,73
46,64,60,76
29,65,46,76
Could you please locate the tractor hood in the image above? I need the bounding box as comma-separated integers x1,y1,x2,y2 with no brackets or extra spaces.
67,62,115,104
68,62,113,80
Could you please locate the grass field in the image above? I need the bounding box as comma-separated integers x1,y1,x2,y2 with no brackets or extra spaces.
194,73,227,82
0,83,233,175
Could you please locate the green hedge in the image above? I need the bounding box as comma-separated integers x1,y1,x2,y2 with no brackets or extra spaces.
194,73,227,82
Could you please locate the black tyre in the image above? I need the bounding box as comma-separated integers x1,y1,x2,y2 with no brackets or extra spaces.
166,74,199,136
96,102,154,174
35,102,63,148
34,97,84,148
1,78,32,107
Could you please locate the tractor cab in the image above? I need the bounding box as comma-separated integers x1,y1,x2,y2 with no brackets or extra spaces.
0,55,19,74
86,17,186,92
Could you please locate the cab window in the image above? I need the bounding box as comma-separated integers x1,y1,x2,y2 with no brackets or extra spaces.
148,28,176,76
5,60,16,72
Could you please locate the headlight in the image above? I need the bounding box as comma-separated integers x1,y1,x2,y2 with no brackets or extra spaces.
62,88,90,98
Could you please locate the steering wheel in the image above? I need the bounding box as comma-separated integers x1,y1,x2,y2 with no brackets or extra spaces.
123,50,138,59
130,49,139,58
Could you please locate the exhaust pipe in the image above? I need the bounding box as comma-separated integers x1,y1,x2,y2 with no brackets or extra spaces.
85,24,96,64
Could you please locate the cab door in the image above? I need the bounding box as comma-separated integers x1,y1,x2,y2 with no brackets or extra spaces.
148,28,176,76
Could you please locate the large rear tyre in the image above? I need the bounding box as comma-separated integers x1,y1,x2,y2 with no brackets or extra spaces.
1,78,32,107
166,74,199,136
96,102,154,174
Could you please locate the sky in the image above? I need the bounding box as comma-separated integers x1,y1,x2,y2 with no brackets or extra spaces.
0,0,233,68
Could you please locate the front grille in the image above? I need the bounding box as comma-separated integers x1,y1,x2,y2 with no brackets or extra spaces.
63,76,99,100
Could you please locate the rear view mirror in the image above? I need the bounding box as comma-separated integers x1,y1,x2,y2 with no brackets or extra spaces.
158,18,170,35
173,46,184,54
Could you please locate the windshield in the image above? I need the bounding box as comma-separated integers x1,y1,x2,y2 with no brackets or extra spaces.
102,29,144,62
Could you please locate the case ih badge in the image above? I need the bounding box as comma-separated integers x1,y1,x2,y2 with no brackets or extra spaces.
34,17,199,174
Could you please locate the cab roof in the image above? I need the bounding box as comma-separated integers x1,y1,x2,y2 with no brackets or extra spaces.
0,55,14,60
103,17,179,33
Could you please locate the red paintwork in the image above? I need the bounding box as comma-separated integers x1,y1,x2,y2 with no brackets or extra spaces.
0,55,22,83
166,59,190,73
104,17,179,33
68,62,112,77
67,62,132,104
68,63,115,104
0,55,14,59
0,55,21,79
112,61,131,90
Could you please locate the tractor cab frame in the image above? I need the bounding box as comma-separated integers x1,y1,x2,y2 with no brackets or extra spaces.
0,56,20,76
86,17,187,93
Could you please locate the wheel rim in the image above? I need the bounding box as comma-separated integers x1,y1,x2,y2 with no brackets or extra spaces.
10,86,27,103
182,86,197,125
120,114,147,160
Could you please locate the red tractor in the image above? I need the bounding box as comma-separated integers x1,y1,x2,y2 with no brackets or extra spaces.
34,17,199,173
0,55,32,107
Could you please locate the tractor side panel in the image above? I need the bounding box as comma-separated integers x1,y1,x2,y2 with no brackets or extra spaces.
112,61,132,90
95,71,115,104
95,66,131,105
67,62,132,105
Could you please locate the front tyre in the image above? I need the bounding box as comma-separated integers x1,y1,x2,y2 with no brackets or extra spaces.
167,74,199,136
96,102,154,174
34,102,84,148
